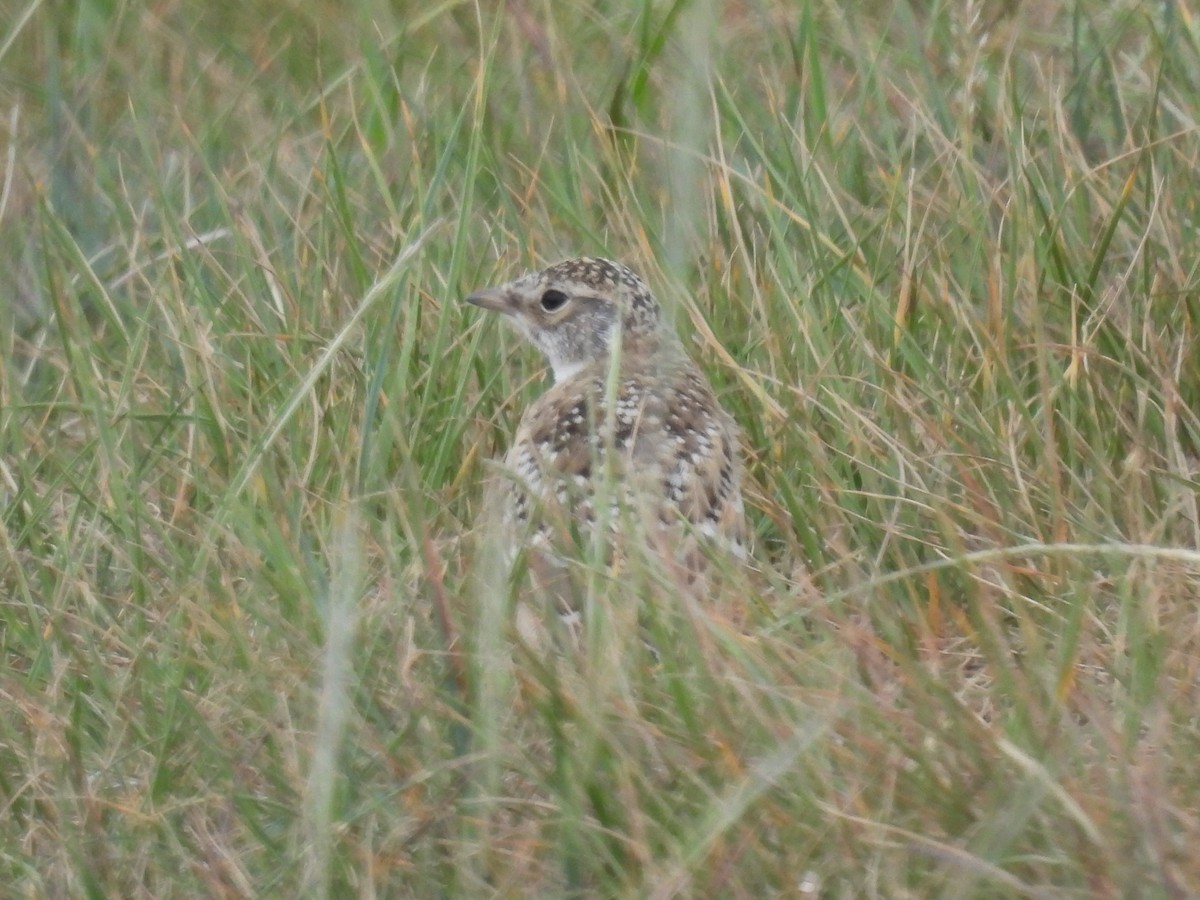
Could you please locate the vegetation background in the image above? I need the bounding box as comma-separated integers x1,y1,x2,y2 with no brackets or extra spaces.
3,0,1199,896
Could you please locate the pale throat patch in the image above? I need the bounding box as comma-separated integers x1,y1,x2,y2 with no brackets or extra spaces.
551,359,586,382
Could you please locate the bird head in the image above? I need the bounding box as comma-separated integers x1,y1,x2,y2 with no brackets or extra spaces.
465,257,672,382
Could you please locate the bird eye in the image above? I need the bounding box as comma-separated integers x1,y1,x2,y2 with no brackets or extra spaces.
539,289,569,312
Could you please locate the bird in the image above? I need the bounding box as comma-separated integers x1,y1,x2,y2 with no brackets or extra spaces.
465,257,746,638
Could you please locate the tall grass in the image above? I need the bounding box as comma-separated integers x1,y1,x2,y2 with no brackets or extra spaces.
2,0,1199,895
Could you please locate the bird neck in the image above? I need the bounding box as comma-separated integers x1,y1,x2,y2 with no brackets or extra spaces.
551,359,588,383
549,328,682,384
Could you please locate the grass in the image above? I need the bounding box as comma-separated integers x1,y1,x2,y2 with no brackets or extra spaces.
3,0,1200,896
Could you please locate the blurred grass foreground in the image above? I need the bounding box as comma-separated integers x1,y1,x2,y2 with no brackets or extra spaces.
2,1,1200,896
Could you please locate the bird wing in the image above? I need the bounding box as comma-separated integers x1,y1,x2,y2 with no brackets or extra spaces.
632,367,746,557
506,367,744,553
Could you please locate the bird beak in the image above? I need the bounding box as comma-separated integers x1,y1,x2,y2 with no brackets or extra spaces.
464,287,511,314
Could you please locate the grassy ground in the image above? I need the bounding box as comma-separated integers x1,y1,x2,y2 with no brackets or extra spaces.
3,0,1200,896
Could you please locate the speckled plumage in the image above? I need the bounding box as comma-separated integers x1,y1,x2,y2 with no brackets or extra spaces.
466,257,746,608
